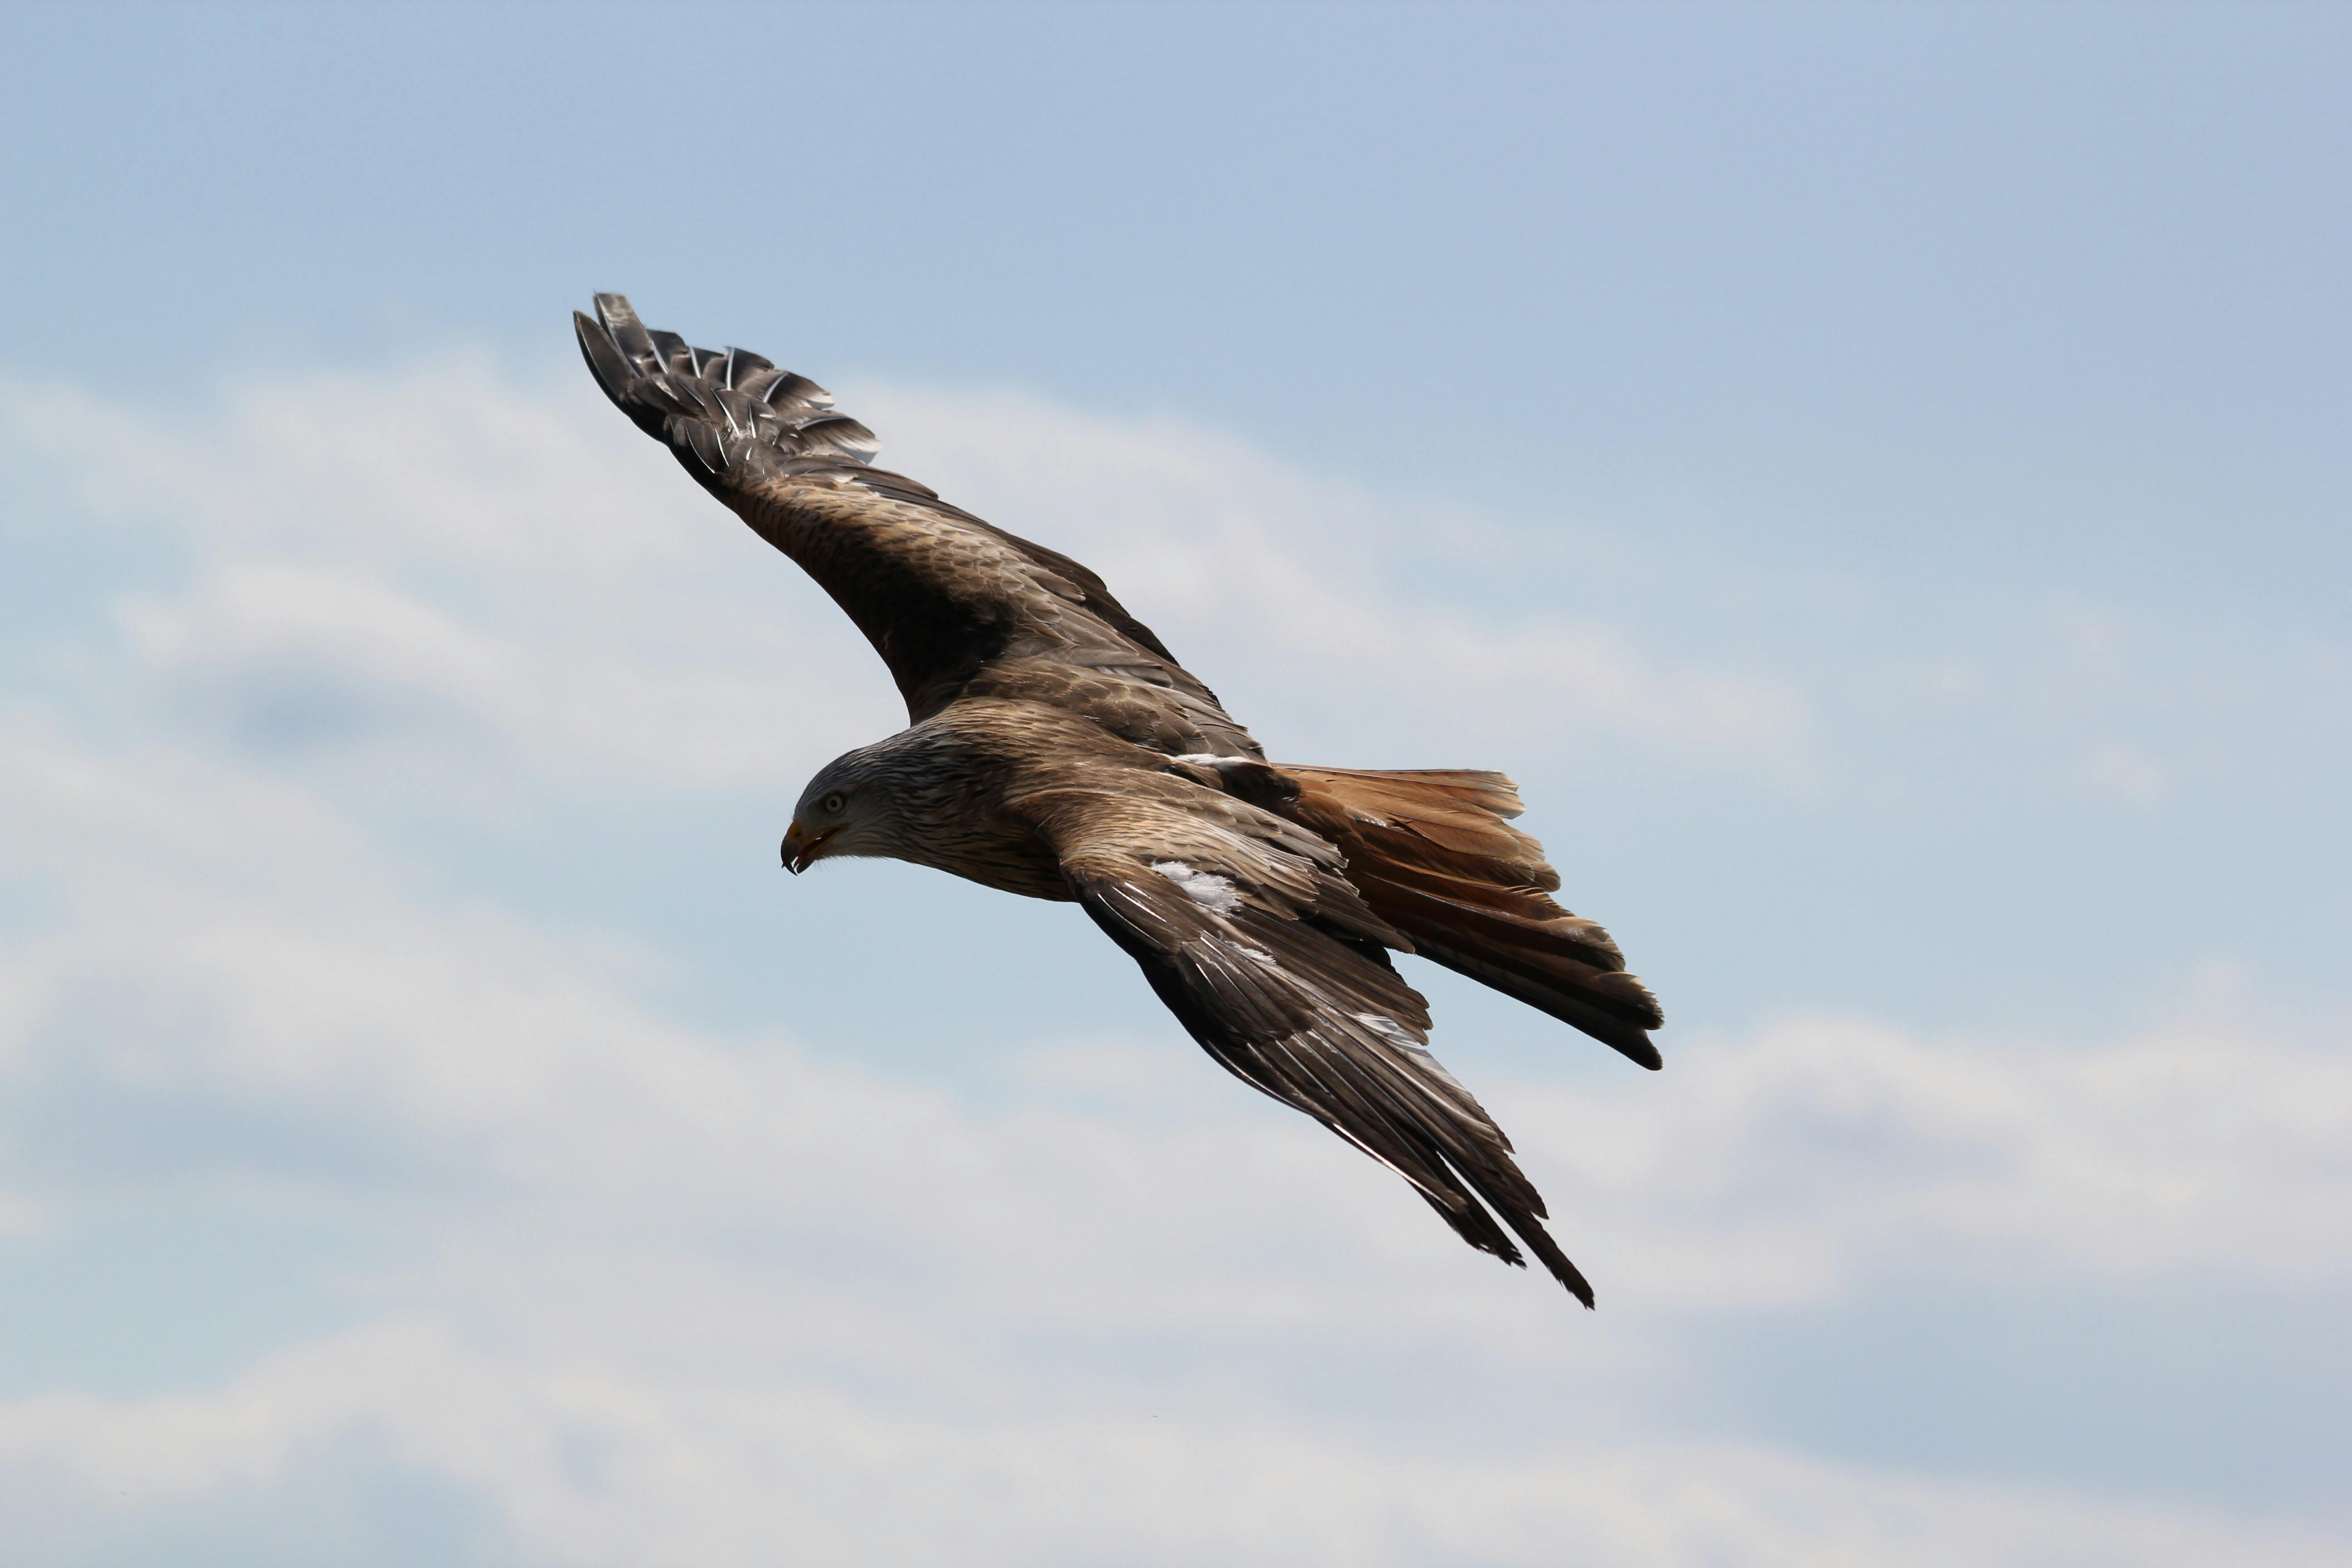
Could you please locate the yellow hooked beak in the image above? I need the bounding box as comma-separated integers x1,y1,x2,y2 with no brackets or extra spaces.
780,820,841,875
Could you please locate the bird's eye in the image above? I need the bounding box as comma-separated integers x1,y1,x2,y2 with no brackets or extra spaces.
821,792,847,814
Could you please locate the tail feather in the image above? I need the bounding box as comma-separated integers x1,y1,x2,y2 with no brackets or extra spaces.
1269,767,1551,875
1276,764,1665,1070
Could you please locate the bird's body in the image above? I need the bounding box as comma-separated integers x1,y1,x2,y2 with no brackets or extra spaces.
577,294,1663,1305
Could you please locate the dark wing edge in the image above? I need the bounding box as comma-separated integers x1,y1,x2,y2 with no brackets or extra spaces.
575,293,1251,752
574,293,884,477
1027,791,1597,1305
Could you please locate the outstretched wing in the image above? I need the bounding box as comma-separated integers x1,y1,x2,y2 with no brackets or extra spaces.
575,294,1258,758
1012,773,1597,1304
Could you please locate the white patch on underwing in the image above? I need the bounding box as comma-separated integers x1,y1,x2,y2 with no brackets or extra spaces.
1356,1012,1466,1089
1150,860,1243,916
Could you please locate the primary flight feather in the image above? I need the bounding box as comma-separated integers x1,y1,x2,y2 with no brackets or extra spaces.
575,294,1663,1306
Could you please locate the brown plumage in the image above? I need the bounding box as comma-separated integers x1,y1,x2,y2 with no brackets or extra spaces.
576,294,1663,1305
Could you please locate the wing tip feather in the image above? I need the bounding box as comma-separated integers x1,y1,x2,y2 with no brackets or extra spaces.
573,291,882,470
573,309,632,406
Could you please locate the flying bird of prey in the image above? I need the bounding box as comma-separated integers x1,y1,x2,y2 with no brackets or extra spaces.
575,294,1662,1305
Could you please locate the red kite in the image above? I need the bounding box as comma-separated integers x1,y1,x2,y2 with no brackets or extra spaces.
577,295,1661,1303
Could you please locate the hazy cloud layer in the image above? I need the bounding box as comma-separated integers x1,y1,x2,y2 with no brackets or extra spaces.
2,363,2347,1564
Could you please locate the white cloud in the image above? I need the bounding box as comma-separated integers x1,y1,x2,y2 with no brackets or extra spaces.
6,1321,2343,1568
2074,737,2170,805
2,359,2347,1564
855,385,1813,765
3,704,2347,1563
0,1190,39,1236
1531,1018,2352,1311
6,365,888,792
5,364,1809,807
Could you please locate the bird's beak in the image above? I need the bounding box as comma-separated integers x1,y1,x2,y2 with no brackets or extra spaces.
780,821,838,875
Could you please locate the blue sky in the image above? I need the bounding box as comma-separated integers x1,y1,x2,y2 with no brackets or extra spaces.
3,3,2347,1563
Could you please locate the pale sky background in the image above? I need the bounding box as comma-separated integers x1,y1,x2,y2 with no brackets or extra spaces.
2,2,2347,1564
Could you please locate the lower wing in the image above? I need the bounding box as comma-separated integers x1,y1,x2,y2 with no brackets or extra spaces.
1023,783,1598,1304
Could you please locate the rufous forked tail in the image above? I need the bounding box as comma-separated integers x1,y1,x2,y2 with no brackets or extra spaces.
1276,765,1664,1069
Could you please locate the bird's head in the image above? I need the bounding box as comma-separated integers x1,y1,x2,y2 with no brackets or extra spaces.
781,750,901,874
781,727,976,874
781,721,1008,878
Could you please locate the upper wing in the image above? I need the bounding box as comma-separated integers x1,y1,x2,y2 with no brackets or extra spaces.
1010,774,1598,1304
575,294,1259,758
